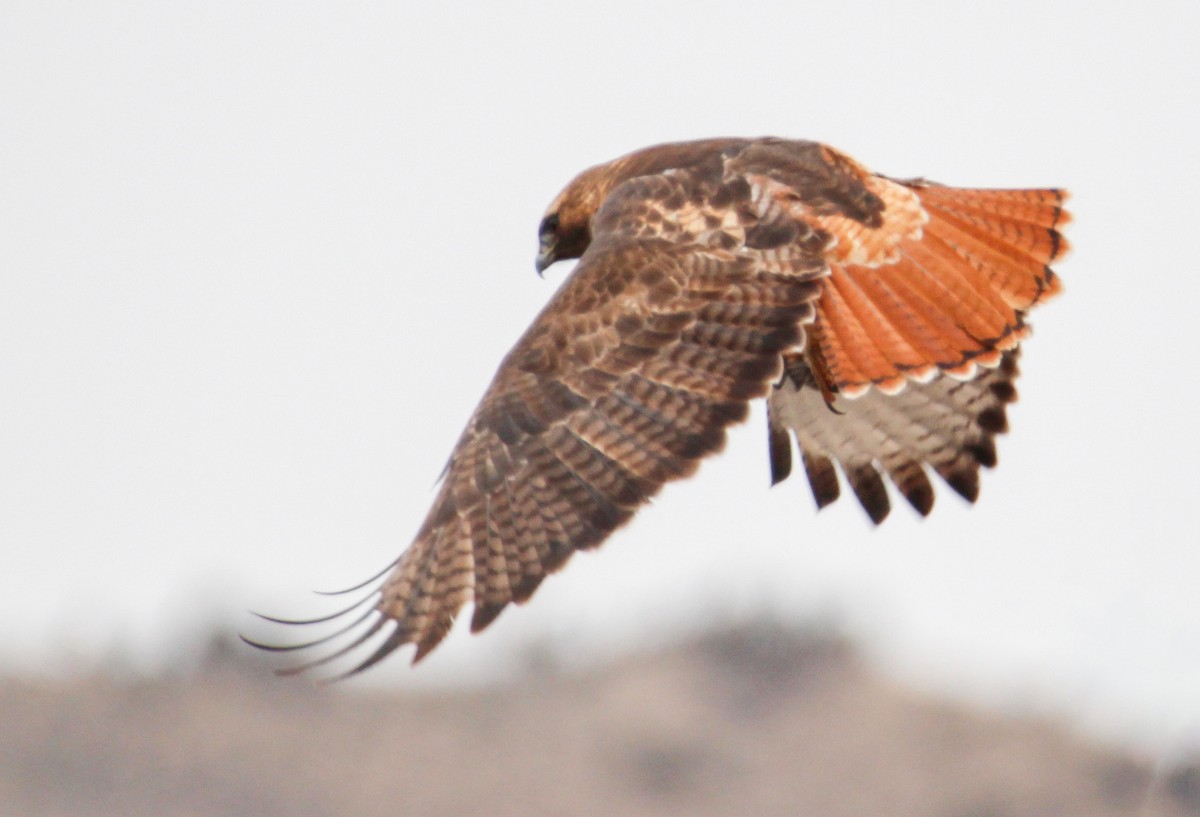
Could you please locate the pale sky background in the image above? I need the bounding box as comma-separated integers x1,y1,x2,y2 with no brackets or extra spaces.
3,1,1198,756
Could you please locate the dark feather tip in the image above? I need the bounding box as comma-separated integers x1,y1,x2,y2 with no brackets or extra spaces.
901,482,935,517
767,421,793,486
470,602,507,633
944,470,980,503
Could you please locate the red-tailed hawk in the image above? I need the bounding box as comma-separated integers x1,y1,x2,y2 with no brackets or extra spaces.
246,138,1069,676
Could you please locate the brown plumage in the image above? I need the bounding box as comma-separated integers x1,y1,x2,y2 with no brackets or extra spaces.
245,137,1069,675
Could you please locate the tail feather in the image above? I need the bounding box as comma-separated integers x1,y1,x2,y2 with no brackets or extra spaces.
813,277,880,395
916,185,1070,228
905,226,1018,318
844,263,952,380
827,266,924,392
928,203,1066,264
924,207,1051,308
888,247,1018,346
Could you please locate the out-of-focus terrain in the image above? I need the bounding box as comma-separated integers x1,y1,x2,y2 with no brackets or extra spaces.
2,624,1197,817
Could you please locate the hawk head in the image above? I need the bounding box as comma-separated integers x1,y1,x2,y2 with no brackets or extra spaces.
535,138,753,274
535,163,612,274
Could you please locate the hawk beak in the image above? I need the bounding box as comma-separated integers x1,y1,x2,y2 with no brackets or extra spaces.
535,244,556,277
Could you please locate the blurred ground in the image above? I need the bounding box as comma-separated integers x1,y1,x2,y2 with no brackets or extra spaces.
2,624,1197,817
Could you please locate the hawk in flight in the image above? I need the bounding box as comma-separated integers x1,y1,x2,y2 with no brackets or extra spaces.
247,138,1069,676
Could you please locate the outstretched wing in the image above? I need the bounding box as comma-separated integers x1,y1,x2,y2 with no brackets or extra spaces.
767,351,1021,524
252,160,829,673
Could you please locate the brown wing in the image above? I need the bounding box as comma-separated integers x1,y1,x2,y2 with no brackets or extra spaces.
253,160,829,674
767,351,1020,524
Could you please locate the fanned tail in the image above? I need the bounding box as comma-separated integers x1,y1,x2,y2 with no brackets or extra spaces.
813,182,1069,397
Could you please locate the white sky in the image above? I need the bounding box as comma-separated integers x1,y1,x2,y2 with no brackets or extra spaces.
3,1,1199,754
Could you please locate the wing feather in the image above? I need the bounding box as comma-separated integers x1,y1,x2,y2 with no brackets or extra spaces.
264,161,828,671
768,351,1020,523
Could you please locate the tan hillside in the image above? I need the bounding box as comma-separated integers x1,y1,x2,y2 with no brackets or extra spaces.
2,625,1197,817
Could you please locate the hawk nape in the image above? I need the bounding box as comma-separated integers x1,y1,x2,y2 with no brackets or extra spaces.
244,137,1069,676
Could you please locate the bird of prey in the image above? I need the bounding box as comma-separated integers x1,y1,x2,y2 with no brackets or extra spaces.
246,137,1069,676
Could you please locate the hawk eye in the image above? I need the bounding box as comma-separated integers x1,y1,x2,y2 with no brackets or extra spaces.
539,213,560,236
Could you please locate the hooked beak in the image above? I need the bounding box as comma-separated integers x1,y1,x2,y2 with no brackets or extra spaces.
535,241,557,277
